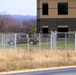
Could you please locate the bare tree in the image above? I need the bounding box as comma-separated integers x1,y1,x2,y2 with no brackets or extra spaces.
0,14,21,33
22,19,36,33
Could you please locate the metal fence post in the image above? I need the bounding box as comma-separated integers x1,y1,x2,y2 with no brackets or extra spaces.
51,31,57,51
75,32,76,51
53,32,55,50
65,33,67,50
27,34,29,54
55,31,57,50
4,34,5,50
39,33,41,50
52,32,54,50
2,34,4,50
47,34,49,48
15,33,17,51
51,32,53,51
52,32,55,50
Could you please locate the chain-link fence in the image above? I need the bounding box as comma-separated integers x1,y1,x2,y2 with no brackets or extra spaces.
0,33,16,50
0,32,76,52
57,32,75,50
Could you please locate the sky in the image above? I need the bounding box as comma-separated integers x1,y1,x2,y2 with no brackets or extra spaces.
0,0,37,15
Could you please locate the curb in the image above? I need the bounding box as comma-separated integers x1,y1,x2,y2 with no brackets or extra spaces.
0,66,76,74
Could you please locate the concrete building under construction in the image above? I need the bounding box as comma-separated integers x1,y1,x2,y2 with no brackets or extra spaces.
37,0,76,34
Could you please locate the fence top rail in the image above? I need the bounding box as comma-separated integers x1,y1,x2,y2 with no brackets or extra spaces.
56,32,76,34
38,32,76,34
0,32,75,35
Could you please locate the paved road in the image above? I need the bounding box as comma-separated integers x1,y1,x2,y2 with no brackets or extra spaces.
1,67,76,75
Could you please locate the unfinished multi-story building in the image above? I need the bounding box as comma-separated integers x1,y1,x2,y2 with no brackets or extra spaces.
37,0,76,34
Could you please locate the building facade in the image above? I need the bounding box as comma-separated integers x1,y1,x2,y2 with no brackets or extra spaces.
37,0,76,34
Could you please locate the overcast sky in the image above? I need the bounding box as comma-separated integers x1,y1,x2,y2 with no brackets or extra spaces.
0,0,37,15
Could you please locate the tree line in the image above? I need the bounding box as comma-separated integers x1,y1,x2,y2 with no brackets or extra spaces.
0,14,36,34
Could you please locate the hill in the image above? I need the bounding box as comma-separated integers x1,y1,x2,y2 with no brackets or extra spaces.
11,15,36,25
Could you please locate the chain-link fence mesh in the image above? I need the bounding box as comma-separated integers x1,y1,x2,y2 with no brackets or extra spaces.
0,33,16,50
57,32,75,50
0,32,75,52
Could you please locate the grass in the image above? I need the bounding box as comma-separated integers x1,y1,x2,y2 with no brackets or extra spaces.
0,49,76,72
17,42,51,50
16,41,75,50
0,41,74,50
57,42,75,50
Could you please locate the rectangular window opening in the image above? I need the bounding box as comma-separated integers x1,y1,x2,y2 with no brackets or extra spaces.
42,27,49,38
58,2,68,15
57,27,68,38
42,3,48,15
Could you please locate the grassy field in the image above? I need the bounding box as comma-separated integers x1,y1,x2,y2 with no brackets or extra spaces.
57,42,75,50
16,41,75,50
0,49,76,72
17,42,51,50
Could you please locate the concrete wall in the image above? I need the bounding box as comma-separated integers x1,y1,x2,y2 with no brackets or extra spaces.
37,0,76,33
37,0,76,18
39,18,76,32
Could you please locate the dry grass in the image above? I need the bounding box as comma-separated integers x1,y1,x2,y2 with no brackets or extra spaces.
0,49,76,72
